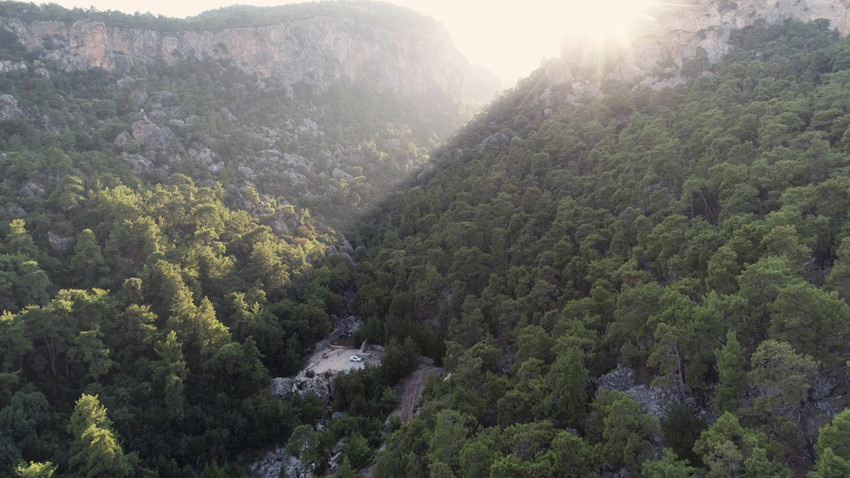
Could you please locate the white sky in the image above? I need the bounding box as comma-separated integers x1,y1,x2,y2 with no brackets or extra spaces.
49,0,572,85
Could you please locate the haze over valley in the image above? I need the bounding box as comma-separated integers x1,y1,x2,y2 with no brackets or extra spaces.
1,1,850,477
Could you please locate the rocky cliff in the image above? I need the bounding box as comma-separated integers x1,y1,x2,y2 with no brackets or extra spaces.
555,0,850,91
0,2,499,104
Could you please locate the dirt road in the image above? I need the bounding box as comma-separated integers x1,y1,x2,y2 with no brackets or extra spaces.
398,364,442,423
301,345,382,376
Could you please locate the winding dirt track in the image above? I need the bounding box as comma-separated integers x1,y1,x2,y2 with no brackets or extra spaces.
398,365,442,423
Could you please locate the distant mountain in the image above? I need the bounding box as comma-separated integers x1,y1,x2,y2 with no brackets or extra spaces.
557,0,850,92
0,1,500,226
0,2,499,476
0,2,500,103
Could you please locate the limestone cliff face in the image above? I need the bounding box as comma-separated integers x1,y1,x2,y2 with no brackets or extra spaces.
555,0,850,91
0,7,499,104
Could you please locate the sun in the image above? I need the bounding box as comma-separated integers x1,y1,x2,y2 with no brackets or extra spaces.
555,0,667,65
561,0,654,43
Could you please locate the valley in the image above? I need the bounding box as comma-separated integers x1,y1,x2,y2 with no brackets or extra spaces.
1,1,850,477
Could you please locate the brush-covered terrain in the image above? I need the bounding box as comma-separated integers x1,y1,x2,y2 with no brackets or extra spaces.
2,2,850,477
355,19,850,478
0,2,490,476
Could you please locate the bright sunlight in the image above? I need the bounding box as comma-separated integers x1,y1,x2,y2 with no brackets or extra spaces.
561,0,654,43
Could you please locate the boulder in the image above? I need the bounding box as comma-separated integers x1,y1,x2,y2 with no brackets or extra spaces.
331,168,353,181
131,117,177,150
270,375,332,403
47,232,72,253
0,94,24,121
122,153,154,174
250,447,302,478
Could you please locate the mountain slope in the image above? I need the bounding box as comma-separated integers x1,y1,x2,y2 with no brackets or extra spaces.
356,19,850,477
0,1,499,227
0,2,499,103
0,2,498,476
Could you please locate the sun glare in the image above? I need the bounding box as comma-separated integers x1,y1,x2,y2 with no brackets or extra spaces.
557,0,658,60
565,0,652,40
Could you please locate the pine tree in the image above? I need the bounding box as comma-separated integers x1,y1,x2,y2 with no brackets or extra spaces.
14,461,56,478
68,229,107,289
545,346,589,429
67,394,130,477
713,330,746,413
4,220,38,258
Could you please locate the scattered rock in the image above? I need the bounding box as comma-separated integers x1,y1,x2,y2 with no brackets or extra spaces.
0,94,24,121
47,232,72,253
113,131,133,148
6,204,26,218
131,117,177,150
811,374,837,401
238,165,257,181
270,374,332,403
331,168,353,182
416,162,436,184
477,132,510,152
597,365,681,419
251,447,302,478
597,364,636,393
20,181,45,197
122,153,154,174
270,215,292,235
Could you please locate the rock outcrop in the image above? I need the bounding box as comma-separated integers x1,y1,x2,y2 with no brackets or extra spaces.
0,4,500,104
0,94,24,121
555,0,850,91
270,374,333,403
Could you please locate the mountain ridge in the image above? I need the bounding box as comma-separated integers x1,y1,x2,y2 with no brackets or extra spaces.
0,2,500,103
554,0,850,95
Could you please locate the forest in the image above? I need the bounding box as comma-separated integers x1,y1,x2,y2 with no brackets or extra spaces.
353,19,850,478
1,2,850,477
0,2,457,476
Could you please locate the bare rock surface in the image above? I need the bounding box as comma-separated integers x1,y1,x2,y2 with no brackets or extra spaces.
0,94,24,121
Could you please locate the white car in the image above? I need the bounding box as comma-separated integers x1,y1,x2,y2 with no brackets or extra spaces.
349,355,363,362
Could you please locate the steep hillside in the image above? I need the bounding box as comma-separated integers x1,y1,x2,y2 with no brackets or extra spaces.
0,2,498,102
356,19,850,477
0,2,497,476
0,1,499,227
559,0,850,91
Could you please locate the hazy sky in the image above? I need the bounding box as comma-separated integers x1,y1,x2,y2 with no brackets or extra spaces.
49,0,574,84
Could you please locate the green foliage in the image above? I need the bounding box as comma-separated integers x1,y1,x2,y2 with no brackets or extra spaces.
13,461,56,478
809,448,850,478
67,394,132,477
815,410,850,461
363,18,850,478
641,449,696,478
660,404,706,467
343,433,372,469
713,330,746,413
3,5,850,476
589,390,659,475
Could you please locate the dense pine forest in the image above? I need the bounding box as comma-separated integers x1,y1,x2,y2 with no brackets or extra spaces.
354,19,850,478
0,2,469,476
2,1,850,477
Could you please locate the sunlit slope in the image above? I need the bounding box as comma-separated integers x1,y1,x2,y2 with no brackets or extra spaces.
0,1,500,226
0,2,498,475
356,20,850,477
